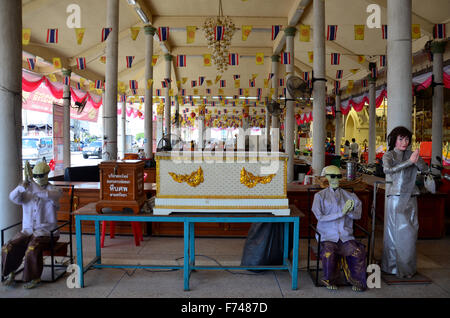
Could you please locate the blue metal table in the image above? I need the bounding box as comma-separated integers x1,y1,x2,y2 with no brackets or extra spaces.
74,202,301,291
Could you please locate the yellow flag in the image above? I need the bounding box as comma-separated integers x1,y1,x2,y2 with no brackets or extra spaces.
193,88,198,95
244,88,249,97
270,88,275,96
169,88,174,97
308,51,314,63
152,55,158,66
242,25,252,41
354,25,365,40
357,55,365,64
203,54,212,67
412,24,421,39
53,57,62,69
215,75,221,83
349,68,359,74
130,27,140,40
255,53,264,65
264,79,269,88
206,80,213,86
99,56,106,64
89,82,95,91
176,81,181,88
348,80,354,89
186,26,196,43
48,73,57,82
79,78,85,87
234,79,240,88
182,77,188,84
75,28,85,45
147,79,153,89
22,28,31,45
252,74,258,80
299,25,310,42
218,88,224,95
118,81,126,94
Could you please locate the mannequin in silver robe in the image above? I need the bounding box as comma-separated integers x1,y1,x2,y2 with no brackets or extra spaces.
381,126,427,278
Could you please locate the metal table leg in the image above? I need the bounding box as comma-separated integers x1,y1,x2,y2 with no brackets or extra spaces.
183,221,190,291
75,216,84,288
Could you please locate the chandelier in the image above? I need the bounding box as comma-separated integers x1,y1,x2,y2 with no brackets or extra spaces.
203,0,236,74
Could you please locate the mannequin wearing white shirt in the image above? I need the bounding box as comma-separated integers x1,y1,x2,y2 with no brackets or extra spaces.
2,161,62,289
311,165,367,292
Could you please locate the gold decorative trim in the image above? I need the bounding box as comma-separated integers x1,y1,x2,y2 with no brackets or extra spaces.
168,167,204,187
154,205,289,210
240,167,276,188
156,194,287,199
156,158,160,196
156,154,289,162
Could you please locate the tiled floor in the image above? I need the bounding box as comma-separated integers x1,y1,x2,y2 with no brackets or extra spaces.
1,224,449,298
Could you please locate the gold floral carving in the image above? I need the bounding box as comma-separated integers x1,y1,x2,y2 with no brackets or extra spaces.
168,167,204,187
240,167,275,188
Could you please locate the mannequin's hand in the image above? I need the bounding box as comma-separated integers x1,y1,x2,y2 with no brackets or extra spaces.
22,161,32,187
342,200,354,215
409,149,419,164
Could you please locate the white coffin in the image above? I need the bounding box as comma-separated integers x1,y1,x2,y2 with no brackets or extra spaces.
153,151,290,215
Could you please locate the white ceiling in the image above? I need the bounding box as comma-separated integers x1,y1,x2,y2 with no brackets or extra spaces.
22,0,450,111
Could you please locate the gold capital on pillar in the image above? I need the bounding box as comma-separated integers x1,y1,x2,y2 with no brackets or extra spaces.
144,25,156,36
164,54,173,61
430,40,447,54
271,55,280,62
284,26,297,37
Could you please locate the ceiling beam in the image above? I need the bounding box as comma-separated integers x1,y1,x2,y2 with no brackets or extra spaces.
152,16,287,29
24,42,104,81
171,46,273,56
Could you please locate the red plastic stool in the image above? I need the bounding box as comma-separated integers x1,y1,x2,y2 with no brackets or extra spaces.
101,221,143,247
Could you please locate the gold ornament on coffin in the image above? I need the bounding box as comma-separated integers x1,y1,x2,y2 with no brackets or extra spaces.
168,167,204,187
240,167,275,188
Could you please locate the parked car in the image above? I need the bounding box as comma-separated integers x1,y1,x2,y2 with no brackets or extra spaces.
82,140,102,159
22,136,53,165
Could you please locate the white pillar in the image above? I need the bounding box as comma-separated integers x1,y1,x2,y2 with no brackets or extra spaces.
0,0,22,239
144,25,156,159
334,93,343,155
431,40,447,173
368,79,376,164
271,55,280,150
387,0,412,135
120,96,126,157
198,115,205,150
312,0,326,175
285,26,296,182
265,96,270,148
164,54,172,138
62,69,71,169
103,0,119,160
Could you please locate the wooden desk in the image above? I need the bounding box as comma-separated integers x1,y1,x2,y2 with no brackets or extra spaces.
74,202,302,291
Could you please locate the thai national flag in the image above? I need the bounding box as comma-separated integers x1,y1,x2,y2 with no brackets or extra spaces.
331,53,340,65
281,52,290,64
95,80,103,89
303,72,309,81
177,55,186,67
249,80,255,87
336,70,343,79
181,89,186,96
433,24,446,39
76,82,81,90
27,58,36,70
361,79,368,88
379,55,386,67
257,88,262,96
206,88,211,94
233,75,240,80
279,79,285,86
158,27,169,41
371,67,378,78
327,25,338,41
268,73,274,79
229,53,239,65
191,80,197,87
76,57,86,70
239,88,244,95
334,81,340,91
156,89,161,96
220,80,226,87
101,28,112,42
46,28,58,43
126,56,134,68
215,26,225,41
381,25,388,39
63,76,70,86
199,76,205,86
161,80,167,88
129,80,138,90
272,25,281,40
